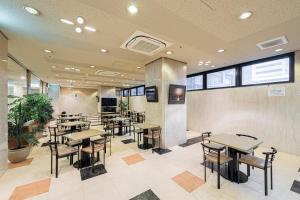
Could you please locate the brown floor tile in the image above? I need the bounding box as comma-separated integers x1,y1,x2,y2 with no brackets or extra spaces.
9,178,51,200
8,158,34,169
172,171,204,193
122,153,145,165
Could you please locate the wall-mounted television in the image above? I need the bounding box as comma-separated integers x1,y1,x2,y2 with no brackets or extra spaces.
145,86,158,102
168,84,186,104
101,98,117,107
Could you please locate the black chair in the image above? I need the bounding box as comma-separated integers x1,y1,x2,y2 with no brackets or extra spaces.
238,147,277,196
81,137,106,172
48,126,79,178
236,134,258,172
201,143,233,189
144,127,161,153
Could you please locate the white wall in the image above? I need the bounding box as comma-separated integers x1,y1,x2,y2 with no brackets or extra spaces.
187,51,300,155
129,96,146,112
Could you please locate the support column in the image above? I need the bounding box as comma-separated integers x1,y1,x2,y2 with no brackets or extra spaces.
0,33,8,177
26,69,31,94
145,57,187,148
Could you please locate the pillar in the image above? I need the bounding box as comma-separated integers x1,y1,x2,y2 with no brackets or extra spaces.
145,57,187,148
0,33,8,176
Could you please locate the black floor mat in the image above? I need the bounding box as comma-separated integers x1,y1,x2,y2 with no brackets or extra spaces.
179,136,202,147
121,139,135,144
80,164,107,181
130,189,160,200
153,148,172,155
291,180,300,194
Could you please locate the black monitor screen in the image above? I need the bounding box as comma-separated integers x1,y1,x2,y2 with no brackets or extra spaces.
101,98,117,106
145,86,158,102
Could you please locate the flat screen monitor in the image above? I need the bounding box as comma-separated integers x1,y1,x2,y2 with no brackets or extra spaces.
145,86,158,102
168,84,186,104
101,98,117,107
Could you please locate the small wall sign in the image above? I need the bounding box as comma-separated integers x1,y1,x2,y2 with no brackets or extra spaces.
268,87,285,96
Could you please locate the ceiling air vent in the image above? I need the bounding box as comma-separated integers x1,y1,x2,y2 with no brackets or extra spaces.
121,30,172,56
95,70,120,76
256,36,288,50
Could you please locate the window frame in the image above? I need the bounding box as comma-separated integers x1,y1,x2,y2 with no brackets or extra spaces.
136,85,145,96
130,87,137,96
186,74,204,91
122,89,129,97
186,52,294,92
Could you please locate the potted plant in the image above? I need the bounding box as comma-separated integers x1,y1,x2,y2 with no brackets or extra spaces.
118,100,128,114
8,96,39,163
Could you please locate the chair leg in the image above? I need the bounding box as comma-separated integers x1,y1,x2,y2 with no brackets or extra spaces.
237,161,240,184
77,153,79,170
270,165,273,190
91,153,95,173
217,163,220,189
204,159,207,182
152,137,154,153
50,154,53,174
247,164,250,177
55,156,58,178
252,151,255,170
264,168,268,196
211,163,214,173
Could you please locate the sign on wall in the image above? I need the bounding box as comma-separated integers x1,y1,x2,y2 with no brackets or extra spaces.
268,86,286,96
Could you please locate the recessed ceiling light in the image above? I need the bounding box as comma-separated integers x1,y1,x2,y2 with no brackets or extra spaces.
205,63,209,66
1,59,7,62
137,66,141,69
239,11,253,20
71,67,75,70
90,65,95,68
206,61,211,64
275,48,283,52
20,76,26,80
166,50,173,55
44,49,52,53
75,27,82,33
52,66,56,68
128,4,138,14
198,63,203,66
217,49,225,53
121,74,125,77
24,6,40,15
65,67,70,70
211,65,216,68
60,19,74,25
84,26,96,32
77,16,85,24
100,48,108,53
75,69,80,72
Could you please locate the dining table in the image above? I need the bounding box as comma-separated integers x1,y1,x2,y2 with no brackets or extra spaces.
135,123,160,150
205,133,263,183
111,117,130,135
59,116,86,121
64,129,105,168
60,121,90,131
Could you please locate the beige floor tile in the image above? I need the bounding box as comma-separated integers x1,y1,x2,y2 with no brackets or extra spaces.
172,171,204,193
122,153,145,165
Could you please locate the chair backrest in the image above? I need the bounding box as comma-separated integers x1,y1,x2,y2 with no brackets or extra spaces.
201,142,226,163
201,132,212,144
150,127,161,137
48,126,58,153
91,137,106,153
236,134,258,140
263,147,277,168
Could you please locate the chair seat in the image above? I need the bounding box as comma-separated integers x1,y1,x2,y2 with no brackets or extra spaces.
206,153,232,165
239,154,271,169
82,144,105,154
53,146,78,157
50,130,68,136
205,142,225,150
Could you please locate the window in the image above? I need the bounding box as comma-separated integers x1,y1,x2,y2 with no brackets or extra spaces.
187,75,203,91
130,88,137,96
137,86,145,96
207,68,236,89
123,89,129,97
242,57,290,86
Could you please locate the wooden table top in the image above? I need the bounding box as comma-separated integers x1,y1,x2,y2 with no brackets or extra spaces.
65,129,105,141
135,123,160,129
102,114,120,117
206,134,263,153
60,121,90,127
111,117,130,121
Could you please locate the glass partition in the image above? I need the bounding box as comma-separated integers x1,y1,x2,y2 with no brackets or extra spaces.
7,61,27,97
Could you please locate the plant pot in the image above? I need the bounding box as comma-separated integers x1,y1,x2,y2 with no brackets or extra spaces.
8,146,32,163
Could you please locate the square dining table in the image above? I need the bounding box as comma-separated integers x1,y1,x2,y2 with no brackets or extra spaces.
135,123,160,150
64,129,105,168
206,134,263,183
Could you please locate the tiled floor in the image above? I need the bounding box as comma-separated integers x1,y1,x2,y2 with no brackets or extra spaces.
0,128,300,200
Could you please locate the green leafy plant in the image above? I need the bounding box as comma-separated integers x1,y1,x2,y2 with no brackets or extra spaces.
23,93,54,131
118,100,128,112
8,95,38,150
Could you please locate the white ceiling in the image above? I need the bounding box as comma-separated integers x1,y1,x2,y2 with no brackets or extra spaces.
1,0,300,88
